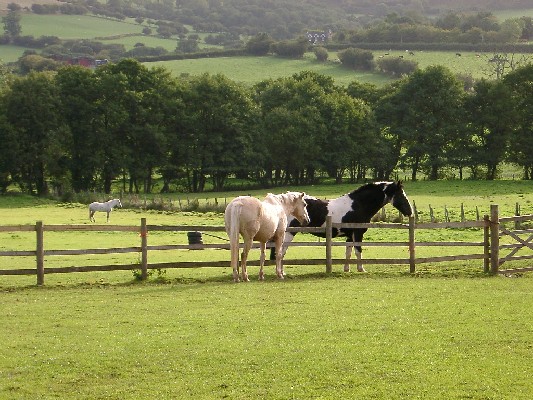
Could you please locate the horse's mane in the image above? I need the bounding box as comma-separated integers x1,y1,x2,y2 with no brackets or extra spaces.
348,182,384,196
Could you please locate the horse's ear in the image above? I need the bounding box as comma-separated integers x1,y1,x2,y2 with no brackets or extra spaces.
397,180,403,187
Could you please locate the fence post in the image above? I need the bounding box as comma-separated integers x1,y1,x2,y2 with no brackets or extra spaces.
483,214,490,273
140,218,148,280
409,216,416,273
325,215,332,273
490,204,499,274
36,221,44,286
515,202,520,230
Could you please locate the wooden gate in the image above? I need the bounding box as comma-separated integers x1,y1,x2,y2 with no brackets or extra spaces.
490,205,533,274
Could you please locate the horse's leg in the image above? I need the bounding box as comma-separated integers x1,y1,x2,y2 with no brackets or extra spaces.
269,231,295,263
259,242,266,281
353,230,366,272
344,236,353,273
240,237,252,282
231,239,240,283
106,211,110,222
274,237,284,279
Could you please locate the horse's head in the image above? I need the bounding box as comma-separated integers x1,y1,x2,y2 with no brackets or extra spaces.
384,181,412,217
115,199,122,208
286,191,310,227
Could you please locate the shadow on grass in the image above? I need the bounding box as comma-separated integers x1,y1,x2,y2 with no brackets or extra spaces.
2,263,519,293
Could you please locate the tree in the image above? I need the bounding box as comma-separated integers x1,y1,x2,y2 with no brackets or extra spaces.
465,79,516,180
270,38,308,58
245,33,273,55
0,96,18,192
313,46,328,62
3,72,66,195
55,66,102,193
181,73,257,192
376,66,465,181
97,59,176,193
338,48,374,71
318,92,375,183
177,38,199,53
376,57,418,76
2,6,21,38
503,64,533,179
255,71,353,185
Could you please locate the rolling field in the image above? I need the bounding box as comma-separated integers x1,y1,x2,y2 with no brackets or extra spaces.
149,53,395,86
3,12,530,84
150,49,531,86
19,13,144,39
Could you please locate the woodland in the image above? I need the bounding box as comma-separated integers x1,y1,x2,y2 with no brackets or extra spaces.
0,60,531,195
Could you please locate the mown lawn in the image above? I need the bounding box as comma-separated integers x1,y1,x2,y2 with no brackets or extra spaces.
1,274,533,399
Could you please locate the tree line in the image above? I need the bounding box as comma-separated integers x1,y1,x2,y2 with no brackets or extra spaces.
0,59,531,196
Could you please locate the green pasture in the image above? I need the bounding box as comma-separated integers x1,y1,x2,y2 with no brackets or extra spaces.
20,13,143,39
3,11,530,84
148,49,530,86
100,34,222,52
147,53,393,86
2,268,533,399
100,35,178,51
492,8,533,20
1,179,532,289
1,181,533,399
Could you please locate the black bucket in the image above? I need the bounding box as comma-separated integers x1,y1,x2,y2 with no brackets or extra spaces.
187,231,203,245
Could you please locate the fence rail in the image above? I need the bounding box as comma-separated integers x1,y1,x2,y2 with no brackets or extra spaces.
1,205,532,285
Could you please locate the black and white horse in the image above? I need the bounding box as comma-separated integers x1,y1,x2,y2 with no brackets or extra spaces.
270,181,413,273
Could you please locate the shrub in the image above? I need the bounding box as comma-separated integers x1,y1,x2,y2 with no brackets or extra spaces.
338,47,375,70
376,57,418,76
313,46,328,62
270,37,308,58
245,33,273,56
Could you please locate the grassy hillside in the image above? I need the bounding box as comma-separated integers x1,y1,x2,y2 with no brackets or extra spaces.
149,53,394,86
20,13,144,39
148,49,515,86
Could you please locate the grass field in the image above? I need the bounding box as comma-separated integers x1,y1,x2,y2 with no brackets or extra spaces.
1,181,533,399
149,53,395,86
150,49,532,86
2,266,533,399
1,179,532,288
20,13,144,39
3,12,530,85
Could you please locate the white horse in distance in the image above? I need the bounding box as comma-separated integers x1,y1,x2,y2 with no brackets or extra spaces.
89,199,122,222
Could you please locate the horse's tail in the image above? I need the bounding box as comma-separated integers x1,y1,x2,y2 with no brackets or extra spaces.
226,201,243,269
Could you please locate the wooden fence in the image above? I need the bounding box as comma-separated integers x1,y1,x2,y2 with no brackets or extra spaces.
1,204,532,285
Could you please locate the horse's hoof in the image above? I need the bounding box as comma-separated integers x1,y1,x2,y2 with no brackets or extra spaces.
344,266,351,272
357,267,367,273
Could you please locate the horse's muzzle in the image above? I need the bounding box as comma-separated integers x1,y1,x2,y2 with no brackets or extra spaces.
300,217,310,227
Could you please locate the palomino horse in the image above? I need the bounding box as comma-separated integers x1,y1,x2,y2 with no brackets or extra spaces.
89,199,122,222
225,192,310,282
270,181,413,272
